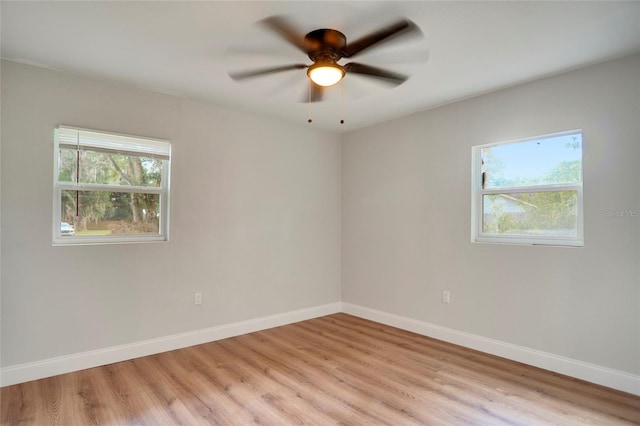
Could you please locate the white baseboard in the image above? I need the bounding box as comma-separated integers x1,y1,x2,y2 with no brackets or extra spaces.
0,302,342,387
342,302,640,396
3,301,639,396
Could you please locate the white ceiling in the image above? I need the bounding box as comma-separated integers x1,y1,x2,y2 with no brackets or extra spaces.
2,1,640,133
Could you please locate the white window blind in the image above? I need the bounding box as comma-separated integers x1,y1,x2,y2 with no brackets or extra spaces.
57,126,170,160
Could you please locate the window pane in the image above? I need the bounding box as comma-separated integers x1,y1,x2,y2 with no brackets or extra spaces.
59,148,163,187
61,190,161,236
482,133,582,189
482,191,578,237
58,149,78,182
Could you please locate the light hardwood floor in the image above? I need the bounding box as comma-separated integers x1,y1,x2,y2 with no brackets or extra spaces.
2,313,639,425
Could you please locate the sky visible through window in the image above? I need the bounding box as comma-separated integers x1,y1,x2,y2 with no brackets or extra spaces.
483,132,582,187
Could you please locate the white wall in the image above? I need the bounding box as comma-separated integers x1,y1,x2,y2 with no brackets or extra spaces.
2,54,639,390
0,60,342,367
342,54,640,376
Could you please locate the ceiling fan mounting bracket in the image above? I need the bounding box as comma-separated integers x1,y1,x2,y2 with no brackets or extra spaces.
305,29,347,62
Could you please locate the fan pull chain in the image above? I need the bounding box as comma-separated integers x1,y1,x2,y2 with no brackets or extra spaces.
339,80,345,124
307,79,313,123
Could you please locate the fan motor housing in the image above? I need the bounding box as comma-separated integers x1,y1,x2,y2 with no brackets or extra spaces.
305,29,347,61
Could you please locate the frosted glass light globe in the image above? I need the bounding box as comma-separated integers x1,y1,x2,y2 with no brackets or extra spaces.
308,65,345,87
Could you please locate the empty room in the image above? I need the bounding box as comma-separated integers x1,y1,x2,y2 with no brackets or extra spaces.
1,1,639,424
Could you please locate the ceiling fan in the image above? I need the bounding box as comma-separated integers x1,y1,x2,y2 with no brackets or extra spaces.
228,15,422,103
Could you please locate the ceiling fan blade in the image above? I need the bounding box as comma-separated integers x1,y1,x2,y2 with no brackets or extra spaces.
355,47,430,65
225,45,303,58
229,64,307,81
344,62,408,85
343,19,418,58
310,83,324,102
300,83,324,103
260,15,312,54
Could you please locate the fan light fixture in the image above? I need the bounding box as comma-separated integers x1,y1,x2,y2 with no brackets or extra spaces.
307,63,345,87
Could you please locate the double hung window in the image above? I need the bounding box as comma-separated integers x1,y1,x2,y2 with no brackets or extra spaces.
53,126,171,245
472,131,583,247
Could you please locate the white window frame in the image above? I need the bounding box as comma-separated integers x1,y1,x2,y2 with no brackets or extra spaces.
471,130,584,247
53,126,171,245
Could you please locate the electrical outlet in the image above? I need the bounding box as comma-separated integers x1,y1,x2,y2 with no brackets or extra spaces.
442,291,451,304
194,292,202,305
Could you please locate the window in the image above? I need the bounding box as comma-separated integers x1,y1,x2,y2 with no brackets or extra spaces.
53,126,171,245
472,130,583,247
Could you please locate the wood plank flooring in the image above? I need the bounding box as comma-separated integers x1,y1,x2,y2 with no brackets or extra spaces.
2,313,639,425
